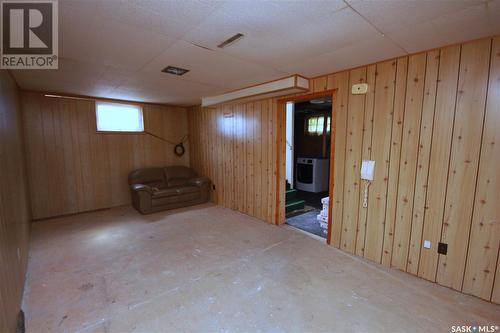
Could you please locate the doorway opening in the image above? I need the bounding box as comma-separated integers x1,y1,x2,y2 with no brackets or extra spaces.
284,96,333,239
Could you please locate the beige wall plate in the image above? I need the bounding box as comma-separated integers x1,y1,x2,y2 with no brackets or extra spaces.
352,83,368,94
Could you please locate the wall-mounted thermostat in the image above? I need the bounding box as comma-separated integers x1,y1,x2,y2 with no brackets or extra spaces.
352,83,368,95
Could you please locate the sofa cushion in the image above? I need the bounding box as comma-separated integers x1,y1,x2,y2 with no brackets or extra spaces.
152,192,200,206
175,186,199,195
152,188,178,198
128,168,166,188
152,186,199,198
164,166,197,188
167,178,188,187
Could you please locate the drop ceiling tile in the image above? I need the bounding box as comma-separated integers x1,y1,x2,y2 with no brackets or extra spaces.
59,1,101,58
141,40,285,89
184,0,346,48
95,0,224,39
62,19,176,71
279,34,404,77
186,6,382,68
387,0,500,53
430,1,500,44
96,66,132,89
346,0,486,33
385,21,446,54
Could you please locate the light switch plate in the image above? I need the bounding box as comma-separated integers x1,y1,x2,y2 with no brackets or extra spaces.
352,83,368,94
423,240,431,249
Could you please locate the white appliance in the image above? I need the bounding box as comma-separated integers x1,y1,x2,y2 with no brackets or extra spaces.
295,157,329,192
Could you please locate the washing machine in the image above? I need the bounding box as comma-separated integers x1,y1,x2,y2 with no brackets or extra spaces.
295,157,329,192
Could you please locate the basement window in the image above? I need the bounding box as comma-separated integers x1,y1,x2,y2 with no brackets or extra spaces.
306,116,325,136
96,101,144,132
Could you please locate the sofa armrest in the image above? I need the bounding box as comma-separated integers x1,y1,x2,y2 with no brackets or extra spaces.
130,183,154,194
188,177,211,187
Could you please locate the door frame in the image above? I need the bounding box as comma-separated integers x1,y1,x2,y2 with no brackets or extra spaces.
275,89,338,244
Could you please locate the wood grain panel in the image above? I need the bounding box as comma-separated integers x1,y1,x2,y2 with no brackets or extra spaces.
187,36,500,303
329,71,349,247
437,39,491,290
392,53,427,270
364,60,397,263
312,76,328,93
341,67,366,253
407,50,440,275
267,99,275,223
0,71,31,333
418,45,461,282
188,100,277,224
254,102,262,218
22,93,189,219
463,37,500,301
493,254,500,303
356,64,376,256
382,57,408,266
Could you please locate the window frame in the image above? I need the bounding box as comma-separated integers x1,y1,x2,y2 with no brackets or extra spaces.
305,115,325,136
95,100,145,134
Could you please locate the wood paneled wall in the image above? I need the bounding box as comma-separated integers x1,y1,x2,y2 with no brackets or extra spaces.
188,36,500,303
188,102,277,224
21,93,190,220
0,71,31,332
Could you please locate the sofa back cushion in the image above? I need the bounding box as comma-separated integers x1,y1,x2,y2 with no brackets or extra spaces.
164,166,197,188
128,168,166,189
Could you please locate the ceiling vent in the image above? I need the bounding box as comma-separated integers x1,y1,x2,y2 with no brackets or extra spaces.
162,66,189,76
217,33,244,48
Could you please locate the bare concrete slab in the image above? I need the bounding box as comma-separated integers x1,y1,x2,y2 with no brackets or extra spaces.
23,204,500,332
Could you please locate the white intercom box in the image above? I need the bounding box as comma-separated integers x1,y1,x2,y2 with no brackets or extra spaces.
361,160,375,181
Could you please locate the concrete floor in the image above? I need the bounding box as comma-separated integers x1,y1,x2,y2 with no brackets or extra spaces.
23,204,500,332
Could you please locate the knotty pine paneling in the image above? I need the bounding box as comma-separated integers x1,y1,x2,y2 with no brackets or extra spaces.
0,71,31,333
392,53,427,271
463,37,500,301
382,57,408,266
364,59,397,263
341,67,366,252
188,100,277,224
355,64,376,257
418,45,461,282
187,35,500,304
407,49,440,275
327,71,349,248
437,39,491,290
21,93,189,219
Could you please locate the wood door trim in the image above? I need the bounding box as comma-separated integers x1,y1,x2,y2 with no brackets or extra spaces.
274,89,338,245
327,90,338,245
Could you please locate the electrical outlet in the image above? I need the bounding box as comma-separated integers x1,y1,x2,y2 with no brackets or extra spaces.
423,240,431,249
438,242,448,255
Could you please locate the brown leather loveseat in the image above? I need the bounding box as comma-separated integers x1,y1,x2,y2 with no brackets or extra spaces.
128,166,211,214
